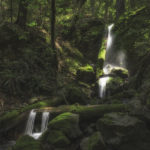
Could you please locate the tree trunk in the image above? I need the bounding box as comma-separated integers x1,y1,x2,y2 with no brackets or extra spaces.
0,0,3,23
116,0,125,19
10,0,13,23
129,0,135,9
51,0,56,50
16,0,28,27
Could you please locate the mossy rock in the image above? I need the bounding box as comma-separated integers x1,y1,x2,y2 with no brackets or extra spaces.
80,132,106,150
76,65,96,84
46,130,70,147
106,76,124,95
13,135,41,150
48,112,82,139
111,67,128,79
97,112,150,150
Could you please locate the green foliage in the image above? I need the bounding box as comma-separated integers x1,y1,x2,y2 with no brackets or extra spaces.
79,64,94,72
0,24,55,98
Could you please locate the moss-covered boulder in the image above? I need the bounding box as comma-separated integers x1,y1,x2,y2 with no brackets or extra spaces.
97,112,150,150
48,112,82,139
80,132,106,150
76,64,96,84
41,112,81,149
106,77,125,95
111,67,128,79
13,135,41,150
46,130,70,147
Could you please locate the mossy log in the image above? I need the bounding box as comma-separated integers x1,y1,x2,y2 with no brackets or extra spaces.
36,104,129,122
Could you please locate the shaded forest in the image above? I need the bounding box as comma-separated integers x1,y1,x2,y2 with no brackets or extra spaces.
0,0,150,150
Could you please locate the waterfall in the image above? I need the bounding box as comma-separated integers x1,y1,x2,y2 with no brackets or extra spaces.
106,24,114,51
25,110,50,139
98,23,126,98
98,76,110,98
98,24,114,98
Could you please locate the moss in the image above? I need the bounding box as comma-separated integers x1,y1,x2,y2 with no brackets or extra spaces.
79,64,94,72
20,101,50,112
47,130,70,147
111,67,128,79
0,100,53,132
98,39,106,60
13,135,40,150
0,110,19,123
48,112,81,138
96,38,107,78
88,132,106,150
0,110,21,130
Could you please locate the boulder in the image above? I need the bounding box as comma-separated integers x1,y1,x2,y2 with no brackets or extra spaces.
111,67,128,79
76,65,96,84
97,112,150,150
41,112,82,149
46,130,70,147
80,132,106,150
48,112,82,139
13,135,40,150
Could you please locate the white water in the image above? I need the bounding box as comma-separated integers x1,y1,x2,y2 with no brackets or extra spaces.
98,24,114,98
106,24,114,50
25,110,50,139
98,23,126,98
98,76,110,98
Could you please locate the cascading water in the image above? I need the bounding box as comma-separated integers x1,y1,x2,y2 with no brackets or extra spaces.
106,24,114,51
98,24,114,98
98,23,126,98
25,110,50,139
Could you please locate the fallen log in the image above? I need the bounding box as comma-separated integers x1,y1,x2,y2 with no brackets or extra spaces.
35,104,130,122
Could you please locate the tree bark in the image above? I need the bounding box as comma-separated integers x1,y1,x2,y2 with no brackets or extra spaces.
0,0,3,23
51,0,56,50
16,0,28,27
10,0,13,23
